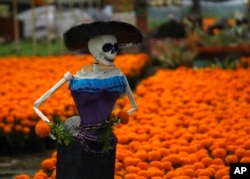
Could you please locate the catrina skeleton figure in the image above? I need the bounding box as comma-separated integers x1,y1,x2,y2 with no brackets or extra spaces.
33,21,143,179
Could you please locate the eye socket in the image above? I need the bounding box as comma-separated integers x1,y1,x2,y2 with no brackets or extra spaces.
102,43,118,52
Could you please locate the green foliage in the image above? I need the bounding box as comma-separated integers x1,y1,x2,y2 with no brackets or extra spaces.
194,56,240,70
50,115,74,146
99,113,119,151
0,39,67,57
201,31,239,46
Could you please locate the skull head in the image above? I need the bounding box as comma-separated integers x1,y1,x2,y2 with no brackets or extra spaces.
88,35,118,66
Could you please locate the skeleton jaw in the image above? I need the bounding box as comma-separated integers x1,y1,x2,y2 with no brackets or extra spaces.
104,55,114,62
98,53,115,66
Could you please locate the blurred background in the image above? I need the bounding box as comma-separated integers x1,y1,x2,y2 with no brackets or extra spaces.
0,0,249,56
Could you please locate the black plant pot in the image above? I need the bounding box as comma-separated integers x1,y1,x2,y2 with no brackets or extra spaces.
56,139,116,179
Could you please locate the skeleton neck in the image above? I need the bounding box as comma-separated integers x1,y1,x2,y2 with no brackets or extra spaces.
93,61,99,73
92,58,115,73
76,64,120,78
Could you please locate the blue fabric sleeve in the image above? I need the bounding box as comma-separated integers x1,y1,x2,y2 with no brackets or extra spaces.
69,75,127,93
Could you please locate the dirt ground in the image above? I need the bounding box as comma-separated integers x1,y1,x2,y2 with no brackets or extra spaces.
0,150,55,179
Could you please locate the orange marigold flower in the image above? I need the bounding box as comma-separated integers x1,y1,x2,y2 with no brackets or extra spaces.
197,169,212,177
51,151,57,158
41,158,55,170
165,170,180,179
161,161,173,171
33,170,47,179
214,168,228,179
147,167,163,177
182,168,196,178
225,155,238,164
115,176,123,179
124,173,137,179
3,125,12,134
15,174,31,179
235,148,246,158
197,176,209,179
22,126,30,134
124,156,137,167
137,161,149,170
149,161,162,169
213,158,225,165
126,166,140,174
118,110,130,124
147,151,161,161
201,157,213,167
135,150,148,161
137,170,149,178
14,125,23,132
193,162,205,170
240,157,250,163
212,148,227,158
244,140,250,150
35,121,51,138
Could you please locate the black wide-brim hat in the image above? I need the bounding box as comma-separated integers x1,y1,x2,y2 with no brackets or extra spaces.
63,21,143,51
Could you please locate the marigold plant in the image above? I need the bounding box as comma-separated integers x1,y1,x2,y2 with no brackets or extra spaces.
15,59,250,178
35,121,51,138
117,110,130,124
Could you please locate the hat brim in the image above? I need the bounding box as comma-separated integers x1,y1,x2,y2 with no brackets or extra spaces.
63,21,143,51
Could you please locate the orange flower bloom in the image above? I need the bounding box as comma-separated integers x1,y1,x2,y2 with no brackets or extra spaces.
118,111,130,124
225,155,238,164
182,168,196,178
126,166,140,174
51,151,57,158
201,157,213,167
3,125,12,134
22,127,30,134
124,173,137,179
147,167,163,177
214,168,228,179
41,158,55,170
33,170,47,179
14,125,23,132
212,148,227,158
147,151,161,161
235,148,246,158
244,140,250,150
240,157,250,163
137,170,149,178
15,174,31,179
137,162,149,170
124,156,138,167
35,121,51,138
135,150,147,161
197,168,212,177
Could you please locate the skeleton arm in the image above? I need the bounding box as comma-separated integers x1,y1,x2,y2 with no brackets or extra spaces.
123,75,137,115
33,72,73,123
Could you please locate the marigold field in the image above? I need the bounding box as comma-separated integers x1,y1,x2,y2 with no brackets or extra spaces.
1,54,250,179
0,53,149,152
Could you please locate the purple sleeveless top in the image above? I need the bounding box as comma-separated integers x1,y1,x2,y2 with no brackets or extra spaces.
69,75,126,156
